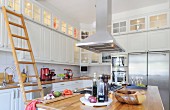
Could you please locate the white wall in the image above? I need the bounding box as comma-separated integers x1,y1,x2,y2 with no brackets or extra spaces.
0,51,80,82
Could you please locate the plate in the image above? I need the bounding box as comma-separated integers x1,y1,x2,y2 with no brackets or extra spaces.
80,97,113,107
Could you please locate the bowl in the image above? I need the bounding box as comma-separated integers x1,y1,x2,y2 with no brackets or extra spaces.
115,90,146,105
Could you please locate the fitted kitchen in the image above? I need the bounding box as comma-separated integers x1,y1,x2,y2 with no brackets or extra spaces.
0,0,169,110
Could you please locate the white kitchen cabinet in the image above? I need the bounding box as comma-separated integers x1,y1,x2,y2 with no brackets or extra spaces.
90,52,101,64
23,20,41,60
114,35,128,52
128,32,147,52
60,35,67,63
74,41,80,65
0,9,4,48
41,27,51,61
5,0,21,13
4,14,20,49
148,29,170,51
129,16,147,32
66,37,74,64
148,12,169,30
0,89,15,110
51,31,60,62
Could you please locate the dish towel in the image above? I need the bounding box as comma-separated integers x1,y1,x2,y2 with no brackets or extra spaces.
25,100,41,110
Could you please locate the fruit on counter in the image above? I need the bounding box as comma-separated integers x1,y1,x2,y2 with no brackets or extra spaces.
136,84,145,87
57,74,65,77
44,93,55,100
53,91,61,97
88,96,97,103
62,89,73,95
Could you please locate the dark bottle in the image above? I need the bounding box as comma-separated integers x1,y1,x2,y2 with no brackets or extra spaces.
98,75,105,102
92,73,97,97
103,75,109,102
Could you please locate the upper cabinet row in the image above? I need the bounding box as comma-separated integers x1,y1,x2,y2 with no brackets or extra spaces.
112,12,169,35
0,0,80,40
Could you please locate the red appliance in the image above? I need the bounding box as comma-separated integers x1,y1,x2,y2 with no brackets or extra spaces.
40,68,56,81
64,69,73,79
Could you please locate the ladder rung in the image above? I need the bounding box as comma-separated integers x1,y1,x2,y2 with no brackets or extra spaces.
9,21,24,28
18,61,35,64
25,89,42,93
12,34,28,40
15,47,31,52
6,8,22,17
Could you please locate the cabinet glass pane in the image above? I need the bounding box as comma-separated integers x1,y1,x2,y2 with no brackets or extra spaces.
158,14,167,20
61,21,67,33
150,21,157,28
130,19,137,25
43,10,51,26
150,14,167,28
68,25,73,36
120,21,126,27
24,0,32,18
33,4,41,22
81,53,89,63
76,29,80,39
53,17,59,30
74,28,77,38
150,15,157,22
7,0,13,8
139,24,145,29
120,27,126,32
14,0,20,11
130,25,138,31
158,20,167,28
113,28,119,33
137,18,145,24
91,53,99,63
113,23,119,28
0,0,2,5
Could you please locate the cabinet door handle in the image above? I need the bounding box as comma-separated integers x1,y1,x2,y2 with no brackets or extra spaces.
17,89,20,98
60,84,65,85
13,89,15,99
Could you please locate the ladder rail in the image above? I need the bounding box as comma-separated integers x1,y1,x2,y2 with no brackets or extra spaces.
2,6,27,102
20,16,44,99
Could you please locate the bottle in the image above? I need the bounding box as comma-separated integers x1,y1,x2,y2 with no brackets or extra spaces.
92,73,97,97
98,75,105,102
103,75,109,102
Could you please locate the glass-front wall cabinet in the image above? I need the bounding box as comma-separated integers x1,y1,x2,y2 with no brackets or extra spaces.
61,21,67,33
68,25,73,36
91,52,100,64
113,21,126,34
33,4,41,22
81,53,89,64
7,0,21,12
43,10,51,26
130,17,146,31
53,16,60,30
149,13,168,29
24,0,32,18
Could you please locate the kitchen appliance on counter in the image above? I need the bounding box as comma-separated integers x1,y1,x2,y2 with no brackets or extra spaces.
80,66,88,74
40,68,56,81
64,69,73,79
128,51,169,110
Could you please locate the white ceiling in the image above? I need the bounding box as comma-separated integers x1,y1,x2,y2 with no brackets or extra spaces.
38,0,168,24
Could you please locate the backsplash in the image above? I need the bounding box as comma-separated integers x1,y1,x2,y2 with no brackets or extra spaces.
0,51,80,82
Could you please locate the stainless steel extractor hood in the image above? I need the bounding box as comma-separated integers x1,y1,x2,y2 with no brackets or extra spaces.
76,0,125,53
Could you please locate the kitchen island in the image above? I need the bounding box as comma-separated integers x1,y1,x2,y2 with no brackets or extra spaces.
34,86,164,110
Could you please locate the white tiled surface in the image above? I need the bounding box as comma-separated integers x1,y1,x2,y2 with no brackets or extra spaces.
0,51,80,82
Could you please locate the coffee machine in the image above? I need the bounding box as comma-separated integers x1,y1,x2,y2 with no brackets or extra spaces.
64,69,73,79
40,68,56,81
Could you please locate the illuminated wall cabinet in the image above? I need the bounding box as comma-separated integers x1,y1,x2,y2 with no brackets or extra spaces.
23,0,41,22
129,17,147,32
33,3,41,22
43,9,51,27
148,12,169,30
53,16,60,30
68,25,73,36
6,0,21,12
113,21,127,35
61,21,67,33
74,41,80,64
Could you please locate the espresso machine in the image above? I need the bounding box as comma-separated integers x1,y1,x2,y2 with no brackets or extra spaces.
40,68,56,81
64,69,73,79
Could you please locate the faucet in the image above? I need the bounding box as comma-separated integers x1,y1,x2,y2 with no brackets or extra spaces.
2,67,14,87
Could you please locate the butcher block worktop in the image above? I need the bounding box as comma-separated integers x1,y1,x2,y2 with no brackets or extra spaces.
34,86,164,110
0,77,91,90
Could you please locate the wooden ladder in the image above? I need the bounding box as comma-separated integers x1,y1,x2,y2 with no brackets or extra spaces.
2,6,44,102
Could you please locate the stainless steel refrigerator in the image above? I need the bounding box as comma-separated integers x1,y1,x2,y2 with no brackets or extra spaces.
128,51,169,110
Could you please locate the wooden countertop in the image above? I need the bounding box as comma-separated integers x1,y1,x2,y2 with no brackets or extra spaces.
35,86,164,110
0,77,91,90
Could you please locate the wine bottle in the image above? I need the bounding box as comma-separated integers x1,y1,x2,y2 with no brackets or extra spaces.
92,73,97,97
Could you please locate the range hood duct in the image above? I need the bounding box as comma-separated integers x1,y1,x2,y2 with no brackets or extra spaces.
76,0,125,53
